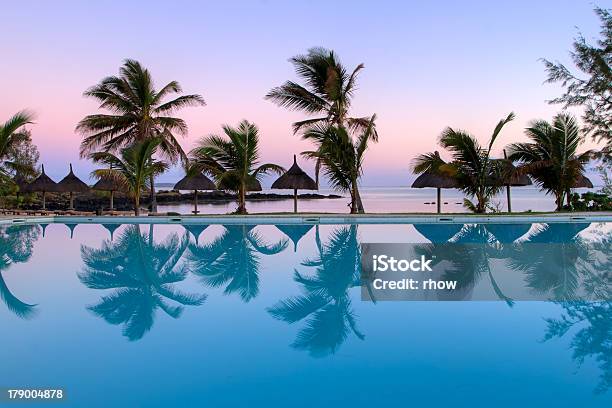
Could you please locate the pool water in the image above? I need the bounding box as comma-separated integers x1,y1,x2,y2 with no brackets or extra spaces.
0,221,610,407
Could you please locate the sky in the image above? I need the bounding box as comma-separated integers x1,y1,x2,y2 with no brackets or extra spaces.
1,0,610,186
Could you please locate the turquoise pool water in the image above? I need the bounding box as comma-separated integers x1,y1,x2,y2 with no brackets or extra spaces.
0,221,610,407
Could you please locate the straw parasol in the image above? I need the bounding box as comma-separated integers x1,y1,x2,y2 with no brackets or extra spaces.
271,155,317,213
413,223,463,243
61,223,78,239
573,175,593,188
102,224,121,241
23,164,60,210
57,164,89,210
92,173,121,211
174,171,216,214
411,171,459,213
488,151,532,213
183,224,209,244
274,224,314,252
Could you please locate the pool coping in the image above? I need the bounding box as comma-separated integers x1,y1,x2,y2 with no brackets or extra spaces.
1,212,611,225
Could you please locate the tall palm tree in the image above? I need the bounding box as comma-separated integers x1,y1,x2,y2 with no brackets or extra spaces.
79,225,205,341
187,225,287,302
0,224,40,319
267,226,364,356
0,111,36,184
507,113,593,211
414,113,515,213
302,118,377,213
89,138,168,215
190,120,284,214
266,47,378,188
266,47,375,133
77,59,205,211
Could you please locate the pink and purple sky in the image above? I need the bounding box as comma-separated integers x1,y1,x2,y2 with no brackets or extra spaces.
1,0,608,186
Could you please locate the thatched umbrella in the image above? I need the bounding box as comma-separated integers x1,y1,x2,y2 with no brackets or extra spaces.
413,223,462,243
174,172,216,214
274,224,314,252
92,174,121,211
573,175,593,188
57,164,89,210
271,155,317,213
23,164,60,210
411,172,459,213
183,224,209,244
102,224,121,241
61,223,78,239
488,151,532,213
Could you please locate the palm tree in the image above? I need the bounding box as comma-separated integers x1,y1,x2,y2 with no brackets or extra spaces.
266,47,375,133
89,138,168,215
302,119,377,213
267,226,364,356
76,59,205,211
79,225,205,341
0,111,36,184
187,225,287,302
0,224,40,319
414,113,515,213
266,47,379,189
507,113,593,211
190,120,284,214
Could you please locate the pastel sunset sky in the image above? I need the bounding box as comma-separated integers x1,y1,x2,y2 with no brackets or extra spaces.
1,0,608,185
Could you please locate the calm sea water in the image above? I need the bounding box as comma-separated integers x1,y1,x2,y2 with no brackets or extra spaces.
158,186,597,214
0,221,610,407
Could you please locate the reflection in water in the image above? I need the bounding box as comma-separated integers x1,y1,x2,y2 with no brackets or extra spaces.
268,226,364,357
544,301,612,394
79,225,206,341
187,225,287,302
0,224,40,319
274,224,314,252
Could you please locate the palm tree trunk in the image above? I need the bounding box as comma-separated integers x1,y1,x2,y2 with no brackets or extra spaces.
555,191,564,211
566,189,571,208
355,186,365,214
237,183,247,214
134,194,140,216
149,173,157,212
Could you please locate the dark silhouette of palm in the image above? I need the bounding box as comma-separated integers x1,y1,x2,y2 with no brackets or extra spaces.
268,225,364,357
507,223,592,300
544,301,612,394
187,225,287,302
79,225,206,341
0,224,40,319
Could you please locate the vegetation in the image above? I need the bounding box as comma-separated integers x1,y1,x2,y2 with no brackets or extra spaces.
76,59,205,211
566,191,612,211
266,48,378,213
0,111,38,184
89,138,168,215
190,120,284,214
542,7,612,160
507,113,592,211
302,119,377,213
414,113,515,213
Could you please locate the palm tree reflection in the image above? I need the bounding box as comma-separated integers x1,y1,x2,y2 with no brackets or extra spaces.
187,225,287,302
79,225,206,341
0,224,40,319
268,225,364,357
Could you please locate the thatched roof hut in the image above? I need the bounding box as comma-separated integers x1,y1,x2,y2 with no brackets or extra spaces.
174,171,216,214
22,164,59,209
411,171,459,213
174,172,216,191
274,224,314,252
271,155,317,213
573,175,593,188
57,164,89,193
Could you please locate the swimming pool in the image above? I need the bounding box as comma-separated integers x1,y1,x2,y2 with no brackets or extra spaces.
1,220,610,407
